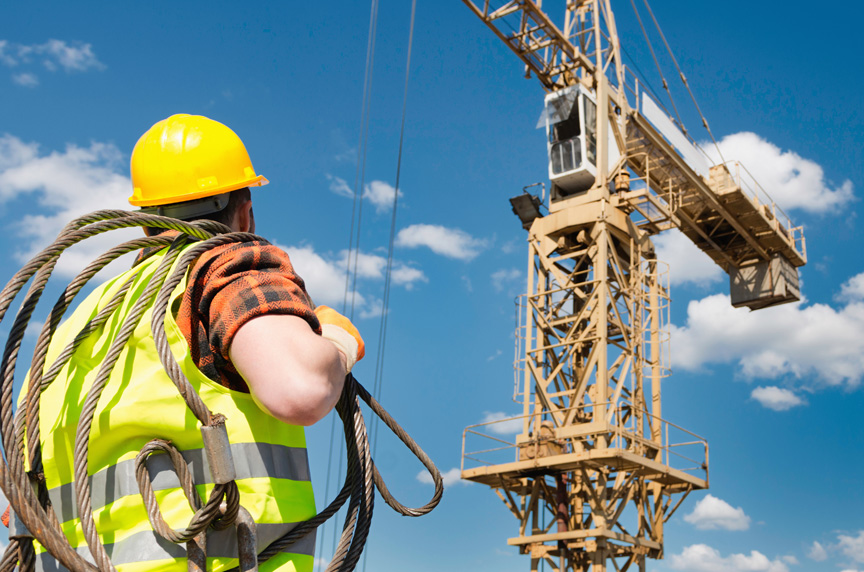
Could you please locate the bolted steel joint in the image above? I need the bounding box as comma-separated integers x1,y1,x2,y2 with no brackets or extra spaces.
201,414,236,485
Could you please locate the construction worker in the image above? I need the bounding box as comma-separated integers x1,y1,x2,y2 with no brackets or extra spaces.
25,114,364,571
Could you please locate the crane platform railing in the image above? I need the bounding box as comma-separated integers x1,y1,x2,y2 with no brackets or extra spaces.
720,159,807,261
461,403,708,485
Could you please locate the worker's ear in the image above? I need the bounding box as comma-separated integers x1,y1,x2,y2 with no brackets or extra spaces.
236,198,254,233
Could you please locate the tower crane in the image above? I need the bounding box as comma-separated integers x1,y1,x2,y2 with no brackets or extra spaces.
458,1,807,571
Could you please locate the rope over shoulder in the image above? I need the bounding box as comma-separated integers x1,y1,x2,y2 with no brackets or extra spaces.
0,210,443,572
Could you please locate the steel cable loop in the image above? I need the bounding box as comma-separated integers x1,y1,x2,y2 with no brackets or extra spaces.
134,439,238,544
329,382,374,572
149,231,263,426
74,241,190,572
10,270,143,522
0,539,19,572
0,213,221,571
0,210,442,572
17,537,36,572
23,237,176,495
356,381,443,516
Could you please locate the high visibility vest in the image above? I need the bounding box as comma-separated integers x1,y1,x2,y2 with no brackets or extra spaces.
31,244,317,572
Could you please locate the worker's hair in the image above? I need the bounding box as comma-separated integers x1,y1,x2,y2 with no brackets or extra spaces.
144,187,251,235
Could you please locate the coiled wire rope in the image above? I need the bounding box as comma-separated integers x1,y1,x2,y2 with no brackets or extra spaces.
0,210,442,572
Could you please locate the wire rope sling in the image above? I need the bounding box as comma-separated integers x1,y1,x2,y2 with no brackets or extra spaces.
0,210,443,572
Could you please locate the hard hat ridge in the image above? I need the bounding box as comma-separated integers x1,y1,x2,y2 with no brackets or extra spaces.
129,114,268,208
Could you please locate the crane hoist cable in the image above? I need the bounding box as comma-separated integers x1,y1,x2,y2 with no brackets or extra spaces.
343,0,381,321
627,0,688,133
639,0,727,165
324,1,381,566
370,0,416,459
0,210,442,572
361,6,417,571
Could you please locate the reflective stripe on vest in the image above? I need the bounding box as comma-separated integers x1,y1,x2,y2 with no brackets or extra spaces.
35,527,316,572
33,243,317,572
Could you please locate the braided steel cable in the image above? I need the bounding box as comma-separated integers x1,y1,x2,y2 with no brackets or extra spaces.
0,210,442,572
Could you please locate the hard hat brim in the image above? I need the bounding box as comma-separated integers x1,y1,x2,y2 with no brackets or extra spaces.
129,175,268,207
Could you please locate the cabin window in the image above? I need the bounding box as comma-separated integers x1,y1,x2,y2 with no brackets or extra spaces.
584,97,597,166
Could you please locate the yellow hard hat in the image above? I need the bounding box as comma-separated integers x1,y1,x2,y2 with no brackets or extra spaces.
129,114,268,207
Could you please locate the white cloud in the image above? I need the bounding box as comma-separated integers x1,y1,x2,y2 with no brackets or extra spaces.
417,467,466,487
12,72,38,87
479,411,523,435
0,39,104,73
486,349,502,362
838,272,864,302
655,231,723,287
705,132,854,213
781,556,798,565
750,386,805,411
807,541,828,561
839,531,864,564
0,134,136,278
391,265,426,289
363,180,402,214
396,224,487,261
683,494,751,531
669,544,789,572
491,268,522,292
281,244,370,312
0,40,15,66
671,294,864,388
339,249,427,289
281,244,425,318
325,173,353,198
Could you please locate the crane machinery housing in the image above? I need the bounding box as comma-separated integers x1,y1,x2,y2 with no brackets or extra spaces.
459,1,807,571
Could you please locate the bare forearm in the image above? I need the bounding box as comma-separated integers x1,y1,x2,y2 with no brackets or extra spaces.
229,314,346,426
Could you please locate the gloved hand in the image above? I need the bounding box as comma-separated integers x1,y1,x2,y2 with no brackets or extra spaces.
315,306,365,373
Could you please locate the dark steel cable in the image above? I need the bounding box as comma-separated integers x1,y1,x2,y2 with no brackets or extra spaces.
0,211,441,572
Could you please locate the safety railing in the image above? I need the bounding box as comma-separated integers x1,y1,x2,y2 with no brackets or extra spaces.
461,403,708,482
722,160,806,260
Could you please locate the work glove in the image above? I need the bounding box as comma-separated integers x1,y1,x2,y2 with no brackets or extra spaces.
315,306,365,373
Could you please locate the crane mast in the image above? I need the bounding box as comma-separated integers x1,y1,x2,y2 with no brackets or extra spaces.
459,2,807,571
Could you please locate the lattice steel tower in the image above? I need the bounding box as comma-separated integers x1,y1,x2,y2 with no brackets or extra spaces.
459,2,806,571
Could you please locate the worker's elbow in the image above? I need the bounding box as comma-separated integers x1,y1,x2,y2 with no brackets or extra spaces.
252,370,342,427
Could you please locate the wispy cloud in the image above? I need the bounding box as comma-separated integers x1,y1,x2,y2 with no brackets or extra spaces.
683,494,751,531
1,39,105,86
416,467,467,487
750,386,805,411
807,541,828,561
12,72,38,87
363,180,402,214
705,132,854,213
280,244,426,319
479,411,522,435
396,224,487,261
491,268,522,293
325,174,353,198
669,544,790,572
325,176,404,214
839,531,864,564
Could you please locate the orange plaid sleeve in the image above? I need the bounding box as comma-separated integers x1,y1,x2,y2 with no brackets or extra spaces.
176,241,321,392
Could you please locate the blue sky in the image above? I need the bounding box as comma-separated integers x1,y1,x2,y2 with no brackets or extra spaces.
1,1,862,571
